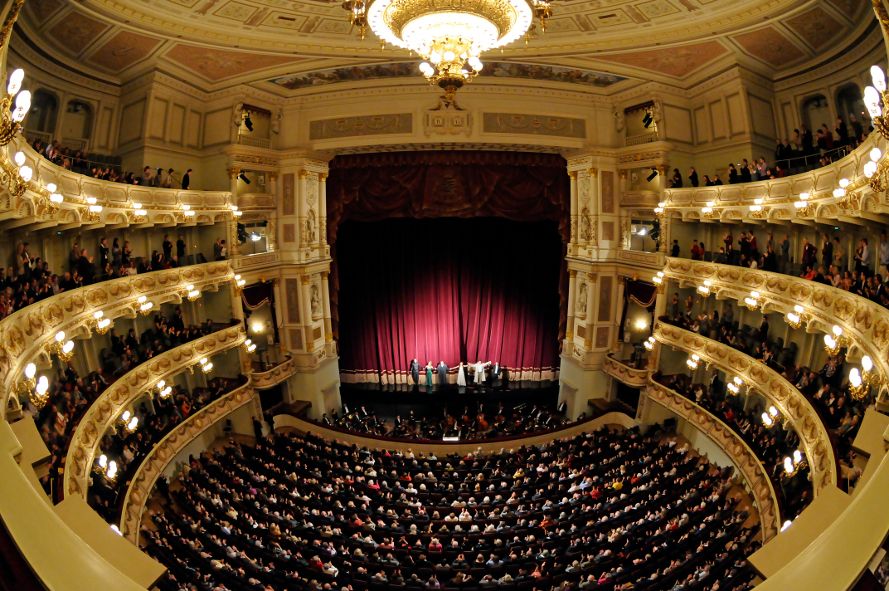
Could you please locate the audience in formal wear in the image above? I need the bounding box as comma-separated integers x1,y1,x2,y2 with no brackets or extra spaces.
144,428,758,591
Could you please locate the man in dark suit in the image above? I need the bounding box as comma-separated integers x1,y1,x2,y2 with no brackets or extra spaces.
436,361,448,388
487,361,501,387
409,359,420,385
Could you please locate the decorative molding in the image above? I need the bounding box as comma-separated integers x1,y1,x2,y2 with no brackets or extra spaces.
654,321,837,494
482,113,586,139
63,325,246,499
231,251,280,271
309,114,412,140
603,354,649,387
645,379,780,542
0,263,234,419
251,357,297,389
119,383,256,542
664,258,889,402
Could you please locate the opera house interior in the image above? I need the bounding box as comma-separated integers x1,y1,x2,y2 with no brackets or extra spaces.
1,0,889,589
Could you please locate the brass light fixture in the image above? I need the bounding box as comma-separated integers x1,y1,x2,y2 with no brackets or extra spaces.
0,68,31,146
185,284,201,302
784,305,806,330
761,405,779,427
685,354,700,371
783,450,805,477
341,0,551,101
92,311,113,335
743,291,761,311
47,330,75,362
696,280,712,297
864,65,889,139
244,339,257,353
726,376,744,395
823,325,846,356
136,295,154,316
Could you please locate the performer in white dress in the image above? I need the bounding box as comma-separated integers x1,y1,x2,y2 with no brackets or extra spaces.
456,362,467,387
473,360,490,385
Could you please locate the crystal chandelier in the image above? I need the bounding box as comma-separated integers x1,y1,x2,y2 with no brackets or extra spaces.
342,0,552,99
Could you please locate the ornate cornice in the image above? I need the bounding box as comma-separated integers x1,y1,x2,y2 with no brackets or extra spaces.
63,325,246,499
603,354,650,387
0,262,234,419
251,357,297,390
119,382,256,542
645,379,780,541
663,258,889,402
653,321,837,493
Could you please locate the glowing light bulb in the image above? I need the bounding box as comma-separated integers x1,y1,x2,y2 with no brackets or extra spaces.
7,68,24,95
24,363,36,380
13,151,25,166
871,148,882,162
872,65,887,93
849,368,862,388
864,161,878,178
46,183,57,193
864,86,882,118
862,355,874,373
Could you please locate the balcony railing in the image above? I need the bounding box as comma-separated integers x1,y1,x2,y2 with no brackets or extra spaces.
653,321,837,494
251,356,297,389
0,136,235,229
63,325,246,499
0,262,235,420
119,381,256,542
645,378,781,541
661,133,889,222
603,353,649,387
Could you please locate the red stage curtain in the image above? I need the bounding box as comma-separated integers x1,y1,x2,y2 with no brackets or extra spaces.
327,150,570,347
336,219,561,380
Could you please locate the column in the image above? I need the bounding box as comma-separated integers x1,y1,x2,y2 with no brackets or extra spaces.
584,273,595,349
566,270,577,341
300,274,314,352
569,171,578,249
298,171,308,251
321,271,333,344
319,174,328,247
613,276,626,352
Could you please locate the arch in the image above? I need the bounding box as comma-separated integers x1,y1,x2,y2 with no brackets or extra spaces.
800,94,830,132
835,83,865,132
61,99,94,149
25,88,58,135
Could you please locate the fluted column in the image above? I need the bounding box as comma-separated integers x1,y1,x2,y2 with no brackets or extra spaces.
321,271,332,343
566,270,577,341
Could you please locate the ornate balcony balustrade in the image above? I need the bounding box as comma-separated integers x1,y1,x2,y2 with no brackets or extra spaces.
0,262,235,419
0,136,235,229
653,321,837,494
661,133,889,224
603,353,649,387
63,325,246,499
251,356,297,389
662,257,889,403
645,378,780,541
119,382,256,543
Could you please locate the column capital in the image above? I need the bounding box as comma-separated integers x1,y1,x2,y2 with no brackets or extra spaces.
569,269,578,278
319,173,328,182
568,171,577,180
588,168,598,177
300,275,311,285
299,170,309,179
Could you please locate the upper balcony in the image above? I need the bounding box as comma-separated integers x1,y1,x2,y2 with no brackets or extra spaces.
0,136,236,231
661,134,889,227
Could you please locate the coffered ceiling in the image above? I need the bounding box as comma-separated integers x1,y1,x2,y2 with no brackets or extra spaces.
16,0,875,92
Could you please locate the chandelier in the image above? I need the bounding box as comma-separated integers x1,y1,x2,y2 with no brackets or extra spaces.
342,0,552,99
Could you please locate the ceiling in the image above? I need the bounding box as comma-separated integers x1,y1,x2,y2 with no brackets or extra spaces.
16,0,875,92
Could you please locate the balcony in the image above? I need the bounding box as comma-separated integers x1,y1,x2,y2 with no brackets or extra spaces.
653,320,837,494
63,325,246,499
251,356,297,389
603,353,649,387
645,377,781,541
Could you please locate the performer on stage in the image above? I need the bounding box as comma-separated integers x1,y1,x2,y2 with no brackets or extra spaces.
488,361,501,387
456,362,467,388
425,361,434,389
473,360,490,385
436,361,448,387
409,358,420,385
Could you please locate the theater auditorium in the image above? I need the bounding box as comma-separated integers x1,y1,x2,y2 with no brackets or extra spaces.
0,0,887,589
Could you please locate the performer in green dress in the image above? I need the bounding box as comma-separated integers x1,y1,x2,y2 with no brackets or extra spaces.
425,361,434,389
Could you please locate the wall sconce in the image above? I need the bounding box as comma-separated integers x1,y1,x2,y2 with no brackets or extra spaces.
653,201,665,216
130,202,148,222
861,355,883,388
136,295,154,316
29,375,49,410
234,274,246,289
652,271,664,285
849,368,868,401
185,284,201,301
105,458,118,481
643,336,655,351
743,291,761,311
230,204,243,218
244,339,257,353
120,410,139,432
686,353,700,371
784,305,806,329
47,330,75,362
0,68,31,146
783,450,805,477
181,203,196,218
823,325,846,356
727,376,744,395
793,192,812,216
864,65,889,139
761,405,779,427
197,357,213,373
85,197,103,222
16,362,37,397
155,379,173,399
696,280,712,297
92,310,113,335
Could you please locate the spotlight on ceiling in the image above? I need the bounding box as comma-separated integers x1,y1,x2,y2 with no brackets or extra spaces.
646,168,658,183
238,172,251,184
